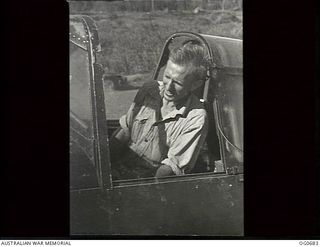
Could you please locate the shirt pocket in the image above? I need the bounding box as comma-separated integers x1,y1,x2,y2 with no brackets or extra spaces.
131,118,148,144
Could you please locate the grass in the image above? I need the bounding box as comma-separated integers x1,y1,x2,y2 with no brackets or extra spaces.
72,9,242,119
87,10,242,76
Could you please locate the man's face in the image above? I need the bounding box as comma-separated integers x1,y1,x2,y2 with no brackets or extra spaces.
162,59,193,103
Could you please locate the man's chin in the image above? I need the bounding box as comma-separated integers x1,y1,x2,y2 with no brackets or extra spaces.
164,93,190,104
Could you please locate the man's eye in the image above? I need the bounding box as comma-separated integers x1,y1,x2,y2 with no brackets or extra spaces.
172,80,183,86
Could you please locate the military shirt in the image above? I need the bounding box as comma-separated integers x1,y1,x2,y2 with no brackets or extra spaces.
119,80,208,175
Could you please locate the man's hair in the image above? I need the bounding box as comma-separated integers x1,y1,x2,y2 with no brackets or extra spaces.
169,40,209,82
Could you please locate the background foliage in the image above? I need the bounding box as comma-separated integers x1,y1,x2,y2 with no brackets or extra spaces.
70,0,242,76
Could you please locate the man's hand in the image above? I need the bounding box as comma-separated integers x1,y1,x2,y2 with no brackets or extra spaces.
155,164,175,178
112,127,130,144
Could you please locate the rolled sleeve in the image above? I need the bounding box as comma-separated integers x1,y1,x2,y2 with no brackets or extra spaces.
161,112,208,175
119,103,135,136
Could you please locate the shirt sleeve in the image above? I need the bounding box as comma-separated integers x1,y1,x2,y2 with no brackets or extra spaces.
119,87,146,137
161,110,208,175
119,103,135,136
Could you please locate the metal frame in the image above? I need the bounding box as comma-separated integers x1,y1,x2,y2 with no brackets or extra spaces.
73,16,112,190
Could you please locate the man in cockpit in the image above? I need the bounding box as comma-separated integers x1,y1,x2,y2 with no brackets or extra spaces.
110,41,209,179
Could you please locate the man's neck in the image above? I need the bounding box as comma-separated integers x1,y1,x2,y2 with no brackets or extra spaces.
161,99,175,119
161,94,190,119
162,98,175,109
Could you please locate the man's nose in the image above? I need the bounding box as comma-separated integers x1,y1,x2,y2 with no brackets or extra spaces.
166,79,173,90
